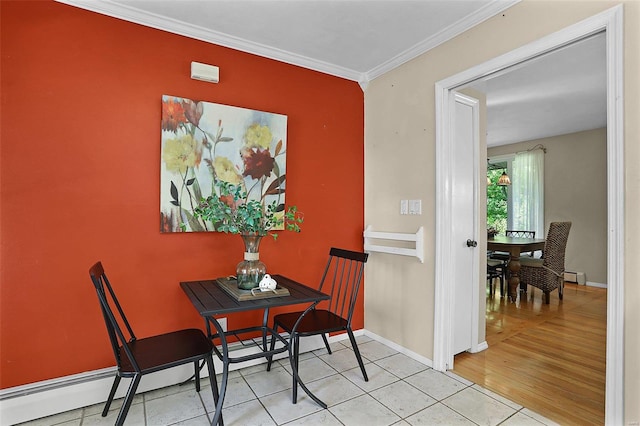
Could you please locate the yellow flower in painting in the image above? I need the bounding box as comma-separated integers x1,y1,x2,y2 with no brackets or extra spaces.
213,156,242,184
163,134,201,173
243,123,272,150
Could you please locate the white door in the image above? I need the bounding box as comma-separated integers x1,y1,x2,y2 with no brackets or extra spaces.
451,92,479,355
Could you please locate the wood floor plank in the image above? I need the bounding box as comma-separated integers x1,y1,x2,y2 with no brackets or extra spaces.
453,283,606,425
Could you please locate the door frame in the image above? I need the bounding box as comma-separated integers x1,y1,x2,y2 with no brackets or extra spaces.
433,5,624,424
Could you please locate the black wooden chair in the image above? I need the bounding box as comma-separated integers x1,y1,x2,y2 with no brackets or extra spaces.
507,230,537,257
266,247,369,403
89,261,218,426
487,258,506,297
490,230,536,261
506,230,536,238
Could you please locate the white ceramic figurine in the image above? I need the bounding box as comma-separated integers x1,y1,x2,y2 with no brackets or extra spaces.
258,274,277,292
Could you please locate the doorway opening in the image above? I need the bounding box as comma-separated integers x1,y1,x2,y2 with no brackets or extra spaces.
433,6,624,424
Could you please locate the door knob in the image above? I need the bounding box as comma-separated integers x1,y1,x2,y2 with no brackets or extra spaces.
466,239,478,247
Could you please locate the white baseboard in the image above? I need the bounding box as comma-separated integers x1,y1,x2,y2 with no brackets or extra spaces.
362,329,434,368
0,335,326,425
1,329,433,425
470,341,489,353
586,281,607,289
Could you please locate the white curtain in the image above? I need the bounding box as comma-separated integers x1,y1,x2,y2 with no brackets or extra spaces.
511,149,544,239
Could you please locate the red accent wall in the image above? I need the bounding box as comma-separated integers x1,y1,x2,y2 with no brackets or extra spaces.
0,0,364,389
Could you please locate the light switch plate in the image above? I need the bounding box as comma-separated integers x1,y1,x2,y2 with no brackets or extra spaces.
409,199,422,215
400,200,408,215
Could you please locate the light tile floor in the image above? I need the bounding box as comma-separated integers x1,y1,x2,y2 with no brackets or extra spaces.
18,336,558,426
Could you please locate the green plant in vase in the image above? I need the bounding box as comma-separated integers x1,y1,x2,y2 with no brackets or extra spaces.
193,180,303,289
194,181,302,238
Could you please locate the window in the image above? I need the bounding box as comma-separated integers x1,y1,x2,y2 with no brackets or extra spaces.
487,160,510,234
487,150,544,238
511,149,545,238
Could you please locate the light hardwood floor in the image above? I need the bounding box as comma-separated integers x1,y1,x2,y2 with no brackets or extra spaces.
453,282,607,425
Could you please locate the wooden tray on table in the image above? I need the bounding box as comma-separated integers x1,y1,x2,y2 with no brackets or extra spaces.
216,277,290,301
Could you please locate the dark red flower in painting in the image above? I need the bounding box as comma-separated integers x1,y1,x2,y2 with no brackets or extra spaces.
162,99,188,132
182,99,203,127
242,149,275,180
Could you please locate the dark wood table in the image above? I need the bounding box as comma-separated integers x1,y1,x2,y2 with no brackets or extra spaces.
487,236,546,301
181,275,330,426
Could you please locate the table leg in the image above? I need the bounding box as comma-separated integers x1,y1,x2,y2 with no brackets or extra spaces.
507,247,521,302
261,308,270,353
207,317,228,426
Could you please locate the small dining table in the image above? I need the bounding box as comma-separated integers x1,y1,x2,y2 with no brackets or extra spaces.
180,275,330,426
487,236,546,301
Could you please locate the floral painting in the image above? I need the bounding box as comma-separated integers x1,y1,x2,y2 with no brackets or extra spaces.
160,95,288,233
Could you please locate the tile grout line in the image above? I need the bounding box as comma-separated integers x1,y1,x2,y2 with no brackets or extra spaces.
16,339,554,426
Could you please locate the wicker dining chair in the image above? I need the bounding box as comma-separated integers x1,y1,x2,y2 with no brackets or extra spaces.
519,222,571,304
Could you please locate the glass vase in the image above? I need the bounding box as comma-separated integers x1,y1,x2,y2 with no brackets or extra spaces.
236,233,266,290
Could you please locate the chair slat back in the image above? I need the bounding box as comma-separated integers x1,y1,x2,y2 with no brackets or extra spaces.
317,248,368,325
89,262,141,372
542,222,571,275
505,230,535,238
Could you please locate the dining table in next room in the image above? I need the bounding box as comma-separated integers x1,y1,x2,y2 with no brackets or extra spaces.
487,236,546,301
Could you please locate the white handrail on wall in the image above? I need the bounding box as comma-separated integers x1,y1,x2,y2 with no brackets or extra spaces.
363,225,424,263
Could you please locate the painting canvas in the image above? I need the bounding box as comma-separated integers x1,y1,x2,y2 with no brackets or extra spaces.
160,95,288,232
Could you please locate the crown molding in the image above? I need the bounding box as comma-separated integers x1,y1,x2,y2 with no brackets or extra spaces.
54,0,363,82
55,0,519,88
365,0,521,82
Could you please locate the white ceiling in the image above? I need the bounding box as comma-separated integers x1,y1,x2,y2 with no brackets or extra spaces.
467,31,606,146
56,0,606,147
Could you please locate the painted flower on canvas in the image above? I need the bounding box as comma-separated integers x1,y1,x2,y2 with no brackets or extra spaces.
160,95,289,233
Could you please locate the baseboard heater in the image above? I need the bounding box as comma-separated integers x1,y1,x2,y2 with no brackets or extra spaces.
564,271,586,284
